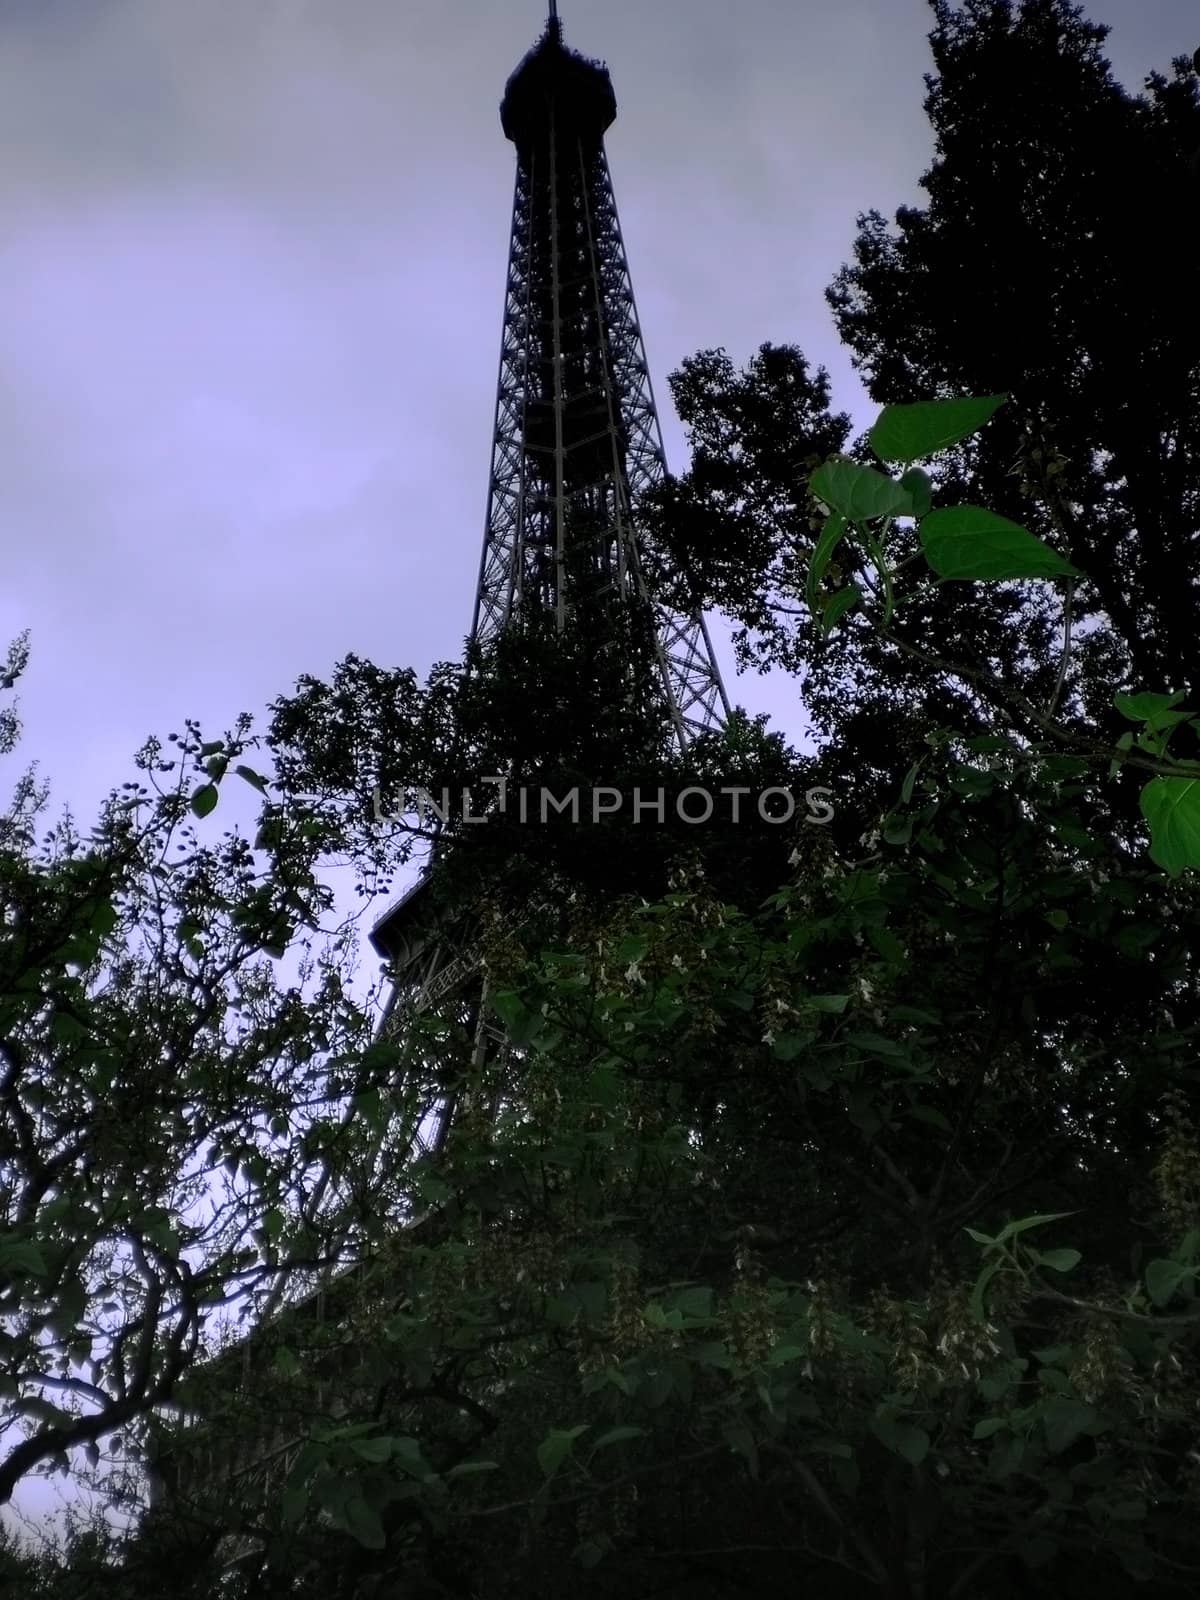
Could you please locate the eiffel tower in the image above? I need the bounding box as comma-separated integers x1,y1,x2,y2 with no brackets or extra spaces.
369,1,728,1164
150,4,727,1535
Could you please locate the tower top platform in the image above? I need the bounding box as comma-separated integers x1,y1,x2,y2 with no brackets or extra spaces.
500,14,616,147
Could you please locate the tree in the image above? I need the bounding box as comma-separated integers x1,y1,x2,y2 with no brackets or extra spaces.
644,0,1200,845
16,4,1200,1592
631,0,1200,1364
83,400,1200,1600
0,652,383,1517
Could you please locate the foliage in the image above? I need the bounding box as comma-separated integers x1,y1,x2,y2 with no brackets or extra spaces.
12,4,1200,1597
0,672,385,1513
109,825,1200,1595
642,0,1200,855
84,395,1200,1600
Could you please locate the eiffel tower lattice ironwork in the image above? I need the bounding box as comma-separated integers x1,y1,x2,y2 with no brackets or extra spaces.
149,6,729,1544
370,3,728,1163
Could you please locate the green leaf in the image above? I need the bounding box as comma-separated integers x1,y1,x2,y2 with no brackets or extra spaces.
349,1436,394,1464
870,1414,930,1466
273,1346,300,1378
845,1031,907,1060
1136,712,1193,740
1116,924,1161,958
990,1433,1025,1479
767,1344,808,1368
869,394,1007,464
973,1418,1007,1440
190,783,219,820
892,1006,941,1026
1140,778,1200,877
591,1426,647,1451
899,763,923,805
1145,1257,1194,1307
810,460,912,523
772,1033,806,1062
343,1494,386,1550
445,1460,500,1479
1114,690,1185,724
576,1538,609,1570
88,899,119,938
979,1366,1020,1403
806,513,848,615
898,466,933,518
993,1211,1078,1245
1035,1345,1080,1368
490,989,543,1047
1035,1248,1081,1274
807,993,851,1014
920,506,1079,581
389,1437,431,1472
536,1425,588,1480
968,1258,1003,1321
671,1286,713,1318
819,583,863,635
1044,909,1069,931
1038,1368,1074,1395
235,764,269,794
870,924,915,967
1043,1397,1097,1455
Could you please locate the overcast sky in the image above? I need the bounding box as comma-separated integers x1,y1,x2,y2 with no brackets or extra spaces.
2,0,1196,1549
2,0,1192,828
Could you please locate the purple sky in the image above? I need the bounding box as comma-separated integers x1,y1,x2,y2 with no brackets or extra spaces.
2,0,1196,1546
1,0,1193,821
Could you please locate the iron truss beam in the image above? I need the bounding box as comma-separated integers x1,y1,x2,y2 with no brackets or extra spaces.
473,31,728,748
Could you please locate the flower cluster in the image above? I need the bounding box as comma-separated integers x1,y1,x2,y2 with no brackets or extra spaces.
721,1247,776,1367
1153,1090,1200,1238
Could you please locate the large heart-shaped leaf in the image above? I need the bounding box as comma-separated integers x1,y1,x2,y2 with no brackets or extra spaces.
810,460,912,523
869,395,1007,464
920,506,1079,581
1140,778,1200,876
